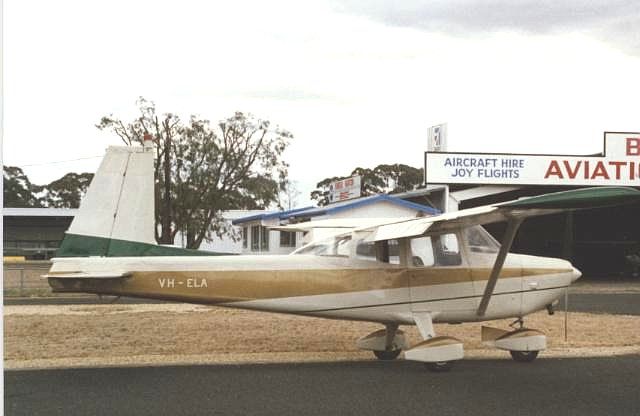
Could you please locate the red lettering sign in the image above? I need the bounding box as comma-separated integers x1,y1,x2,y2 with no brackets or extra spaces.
627,138,640,156
544,160,563,179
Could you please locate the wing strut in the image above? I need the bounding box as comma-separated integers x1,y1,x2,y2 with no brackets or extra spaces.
476,218,523,317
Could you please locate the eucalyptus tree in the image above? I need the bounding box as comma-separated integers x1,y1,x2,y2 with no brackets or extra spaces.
97,98,292,248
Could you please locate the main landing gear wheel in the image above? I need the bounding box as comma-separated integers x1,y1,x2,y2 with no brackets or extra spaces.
510,350,539,362
425,361,454,372
373,349,402,361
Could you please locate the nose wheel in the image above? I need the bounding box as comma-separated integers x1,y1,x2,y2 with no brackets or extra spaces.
482,324,545,363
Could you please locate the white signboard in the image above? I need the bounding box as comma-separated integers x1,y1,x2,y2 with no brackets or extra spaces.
428,123,448,152
329,175,362,203
425,132,640,186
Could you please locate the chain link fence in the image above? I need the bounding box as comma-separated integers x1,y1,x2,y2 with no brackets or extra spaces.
3,261,53,296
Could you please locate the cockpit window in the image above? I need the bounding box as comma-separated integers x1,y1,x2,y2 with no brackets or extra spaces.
410,237,434,267
292,236,352,257
411,233,462,267
464,225,500,254
356,239,400,264
355,240,376,260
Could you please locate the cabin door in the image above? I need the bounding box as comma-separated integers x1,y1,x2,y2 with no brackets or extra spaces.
408,232,477,315
463,226,523,318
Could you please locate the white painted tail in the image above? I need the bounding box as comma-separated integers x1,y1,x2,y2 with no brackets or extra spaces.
55,144,164,257
68,145,155,244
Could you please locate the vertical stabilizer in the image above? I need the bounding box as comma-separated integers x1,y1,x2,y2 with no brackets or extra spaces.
57,145,156,257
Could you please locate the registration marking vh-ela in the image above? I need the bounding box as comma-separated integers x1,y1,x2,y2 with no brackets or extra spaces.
45,142,640,371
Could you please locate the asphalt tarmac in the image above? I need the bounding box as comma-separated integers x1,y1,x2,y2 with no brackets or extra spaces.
557,293,640,315
5,356,640,416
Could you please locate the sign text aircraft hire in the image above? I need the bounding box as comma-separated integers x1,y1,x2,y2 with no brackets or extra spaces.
425,132,640,186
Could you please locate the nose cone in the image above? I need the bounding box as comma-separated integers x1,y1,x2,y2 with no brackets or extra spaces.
571,266,582,282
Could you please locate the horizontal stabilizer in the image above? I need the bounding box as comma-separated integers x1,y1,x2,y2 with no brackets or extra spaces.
43,271,131,279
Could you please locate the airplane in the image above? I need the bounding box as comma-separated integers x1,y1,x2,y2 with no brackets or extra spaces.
45,142,640,371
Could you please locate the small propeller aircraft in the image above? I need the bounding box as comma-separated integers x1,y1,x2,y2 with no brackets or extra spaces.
46,142,640,371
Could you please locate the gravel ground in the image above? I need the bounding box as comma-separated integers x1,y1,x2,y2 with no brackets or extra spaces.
4,304,640,369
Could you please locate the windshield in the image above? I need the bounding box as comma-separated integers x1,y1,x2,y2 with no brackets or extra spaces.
464,225,500,254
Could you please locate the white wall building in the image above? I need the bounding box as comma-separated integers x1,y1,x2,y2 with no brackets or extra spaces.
173,210,267,254
232,195,440,255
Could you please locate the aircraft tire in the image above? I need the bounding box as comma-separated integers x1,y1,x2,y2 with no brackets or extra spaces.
424,361,454,372
373,349,402,361
510,350,539,362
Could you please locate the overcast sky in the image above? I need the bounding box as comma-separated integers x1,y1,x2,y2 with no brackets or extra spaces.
3,0,640,206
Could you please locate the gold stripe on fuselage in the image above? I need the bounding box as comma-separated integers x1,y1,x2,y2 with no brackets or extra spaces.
49,267,572,303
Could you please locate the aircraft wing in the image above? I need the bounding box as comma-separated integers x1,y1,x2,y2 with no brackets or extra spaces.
269,217,416,233
363,187,640,242
357,186,640,317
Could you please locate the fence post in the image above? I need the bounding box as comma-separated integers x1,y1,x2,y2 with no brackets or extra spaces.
20,268,25,297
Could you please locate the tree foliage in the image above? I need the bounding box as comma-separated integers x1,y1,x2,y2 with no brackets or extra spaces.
97,97,292,248
3,167,93,208
311,163,424,206
3,166,42,208
35,172,94,208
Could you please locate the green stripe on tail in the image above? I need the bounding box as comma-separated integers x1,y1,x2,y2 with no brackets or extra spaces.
56,233,230,257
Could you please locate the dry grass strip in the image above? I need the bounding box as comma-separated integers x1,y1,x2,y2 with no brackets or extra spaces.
4,304,640,369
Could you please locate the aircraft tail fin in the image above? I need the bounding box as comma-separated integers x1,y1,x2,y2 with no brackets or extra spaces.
56,144,214,257
56,144,155,257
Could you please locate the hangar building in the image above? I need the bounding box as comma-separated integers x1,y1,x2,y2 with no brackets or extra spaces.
396,185,640,278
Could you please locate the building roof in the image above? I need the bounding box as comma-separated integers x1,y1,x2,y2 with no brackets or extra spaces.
232,194,440,225
391,184,449,199
3,208,79,217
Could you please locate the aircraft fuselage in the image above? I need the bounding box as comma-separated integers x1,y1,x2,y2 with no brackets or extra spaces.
47,252,579,325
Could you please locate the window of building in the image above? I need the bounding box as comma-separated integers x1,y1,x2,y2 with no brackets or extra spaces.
280,231,297,248
250,225,270,251
251,225,260,251
242,227,248,249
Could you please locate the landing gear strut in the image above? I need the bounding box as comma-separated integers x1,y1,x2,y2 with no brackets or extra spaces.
373,323,403,361
509,317,524,330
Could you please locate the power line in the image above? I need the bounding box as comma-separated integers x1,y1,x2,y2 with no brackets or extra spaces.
15,156,103,168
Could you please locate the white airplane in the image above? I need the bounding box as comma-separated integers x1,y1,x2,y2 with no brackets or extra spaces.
45,143,640,371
